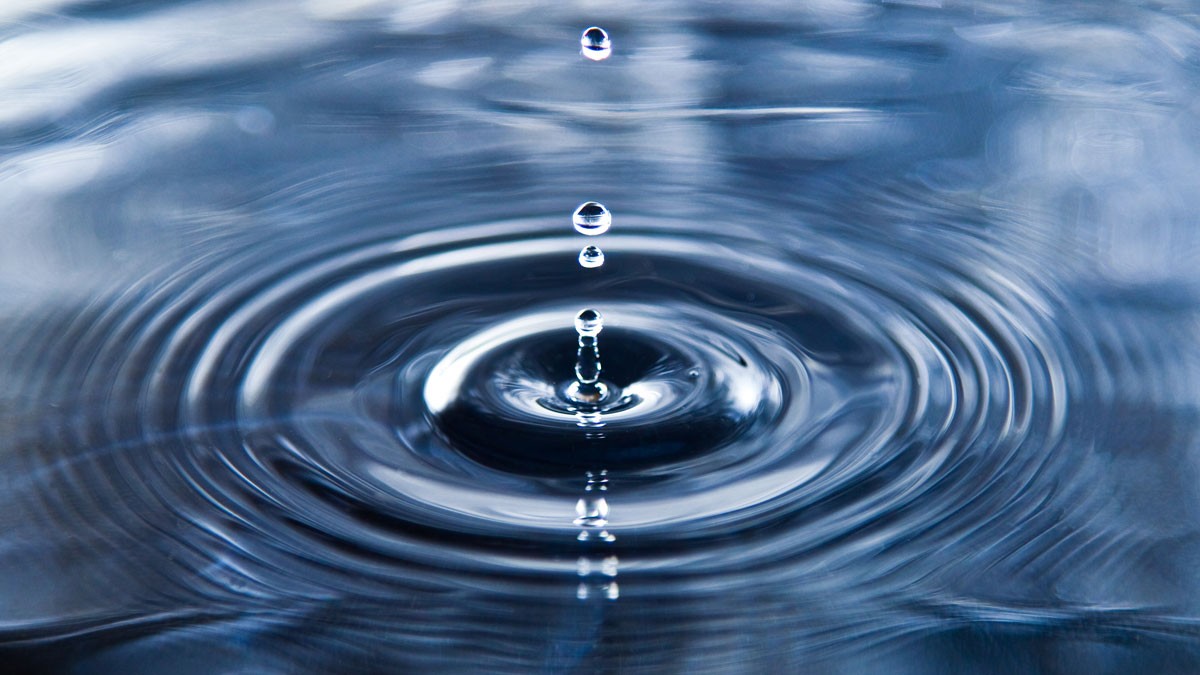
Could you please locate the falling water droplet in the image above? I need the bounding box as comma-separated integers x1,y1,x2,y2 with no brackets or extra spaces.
572,202,611,236
580,26,611,61
575,308,603,337
578,245,605,269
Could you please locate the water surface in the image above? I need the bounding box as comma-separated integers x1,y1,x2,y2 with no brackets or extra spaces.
2,1,1200,672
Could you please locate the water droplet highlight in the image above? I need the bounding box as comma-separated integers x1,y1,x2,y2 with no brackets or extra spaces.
572,202,611,236
579,26,611,61
578,245,605,269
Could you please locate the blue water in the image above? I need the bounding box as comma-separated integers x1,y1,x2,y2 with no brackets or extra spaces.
2,1,1200,672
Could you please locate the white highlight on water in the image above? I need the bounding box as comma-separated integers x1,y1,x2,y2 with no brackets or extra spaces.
575,470,614,541
568,309,607,410
574,495,608,527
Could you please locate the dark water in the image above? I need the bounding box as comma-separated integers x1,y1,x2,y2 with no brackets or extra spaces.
2,1,1200,672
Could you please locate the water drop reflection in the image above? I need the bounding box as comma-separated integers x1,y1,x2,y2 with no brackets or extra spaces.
568,308,608,412
576,470,618,600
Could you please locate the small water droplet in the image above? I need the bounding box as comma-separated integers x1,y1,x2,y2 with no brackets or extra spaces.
575,308,603,337
572,202,611,236
580,26,611,61
578,245,605,268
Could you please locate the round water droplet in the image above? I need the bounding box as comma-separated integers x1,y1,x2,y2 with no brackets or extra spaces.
572,202,611,236
578,245,605,269
580,26,611,61
575,308,603,337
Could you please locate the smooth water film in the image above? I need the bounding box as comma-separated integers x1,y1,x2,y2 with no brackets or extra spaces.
2,1,1200,673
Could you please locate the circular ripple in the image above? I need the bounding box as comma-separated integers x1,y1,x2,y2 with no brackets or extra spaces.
8,215,1074,607
423,307,782,475
187,225,902,551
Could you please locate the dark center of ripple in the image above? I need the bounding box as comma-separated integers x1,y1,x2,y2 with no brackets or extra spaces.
425,311,774,476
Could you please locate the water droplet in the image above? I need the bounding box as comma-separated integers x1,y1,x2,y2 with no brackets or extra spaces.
580,26,611,61
575,308,603,337
572,202,611,236
578,245,605,269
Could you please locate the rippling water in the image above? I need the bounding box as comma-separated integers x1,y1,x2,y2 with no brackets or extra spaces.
3,1,1200,672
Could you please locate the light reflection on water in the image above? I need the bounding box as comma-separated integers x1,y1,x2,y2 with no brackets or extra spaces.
2,0,1200,672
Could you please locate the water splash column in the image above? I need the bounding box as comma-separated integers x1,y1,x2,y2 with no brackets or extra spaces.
567,200,611,424
570,31,619,602
567,309,606,417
